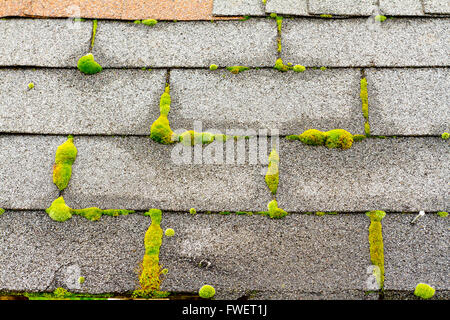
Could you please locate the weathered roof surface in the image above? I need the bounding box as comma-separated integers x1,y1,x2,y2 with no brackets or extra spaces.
0,1,448,300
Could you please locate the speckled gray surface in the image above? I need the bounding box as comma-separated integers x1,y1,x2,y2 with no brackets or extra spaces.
308,0,376,15
265,0,309,16
159,213,371,296
169,69,365,136
0,19,91,67
93,19,277,68
423,0,450,14
282,18,450,67
277,138,449,212
0,69,166,135
212,0,265,16
366,68,450,136
383,214,449,291
0,211,148,293
379,0,424,15
0,135,61,210
62,136,272,212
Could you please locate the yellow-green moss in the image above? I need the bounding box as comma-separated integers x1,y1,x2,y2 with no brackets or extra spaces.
293,65,306,72
77,53,102,75
265,148,279,195
437,211,448,218
45,196,134,222
209,64,218,71
150,85,177,144
364,122,371,136
199,285,215,299
414,283,435,299
226,66,250,74
320,66,327,71
53,288,69,298
320,14,333,18
179,130,215,146
142,19,158,26
274,58,290,72
375,15,387,22
366,210,386,289
267,199,288,219
78,276,85,284
442,132,449,140
165,228,175,237
53,135,77,191
0,208,5,215
298,129,328,146
277,39,281,52
288,129,357,149
28,82,34,90
360,78,369,119
269,13,283,32
91,19,98,49
190,208,197,215
133,209,169,298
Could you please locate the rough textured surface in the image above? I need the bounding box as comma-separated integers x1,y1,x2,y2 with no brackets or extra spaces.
0,69,166,135
159,213,371,296
265,0,309,15
169,69,365,135
0,19,92,67
62,136,272,212
379,0,424,15
277,138,449,212
282,18,450,67
0,135,61,209
366,68,449,136
423,0,450,14
308,0,376,15
0,0,30,17
383,214,449,291
0,211,148,293
93,19,277,68
212,0,265,16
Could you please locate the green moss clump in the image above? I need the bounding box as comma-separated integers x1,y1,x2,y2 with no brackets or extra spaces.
375,15,387,22
226,66,250,74
199,285,215,299
179,130,215,146
165,228,175,237
274,58,291,72
414,283,435,299
190,208,197,215
366,210,386,289
78,276,85,284
360,78,369,119
320,14,333,18
437,211,448,218
353,134,366,142
91,19,98,49
134,20,141,24
320,66,327,71
325,129,354,149
53,288,70,298
53,135,77,191
142,19,158,26
209,64,218,71
150,86,177,144
28,82,34,90
364,122,371,136
265,148,279,195
77,53,102,75
74,207,133,221
0,208,5,215
133,208,168,298
286,135,300,141
442,132,449,140
293,65,306,72
46,197,73,222
267,200,288,219
298,129,327,146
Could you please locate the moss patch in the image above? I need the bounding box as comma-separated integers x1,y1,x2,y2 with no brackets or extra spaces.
53,135,77,191
265,148,279,195
142,19,158,26
366,210,386,289
226,66,250,74
274,58,305,73
0,208,5,216
150,85,177,144
442,132,449,140
199,285,215,299
267,200,288,219
28,82,34,90
288,129,358,149
414,283,435,299
24,288,111,300
437,211,448,218
133,209,169,298
91,19,98,49
165,228,175,237
45,196,134,222
375,15,387,22
77,53,102,75
360,78,371,136
209,64,218,71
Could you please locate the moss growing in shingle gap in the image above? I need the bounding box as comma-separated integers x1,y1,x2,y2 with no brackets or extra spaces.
320,14,333,18
53,135,77,191
150,85,178,144
366,210,386,289
0,208,5,215
90,19,98,50
226,66,250,74
190,208,197,215
267,200,288,219
209,64,218,71
274,58,305,73
437,211,448,218
199,285,215,299
45,196,134,222
414,283,435,299
77,53,102,75
288,129,360,149
315,211,338,216
375,15,387,22
28,82,34,90
78,276,85,284
277,39,282,52
179,130,215,146
133,209,169,298
142,19,158,26
360,78,371,136
293,65,306,72
442,132,449,140
269,13,283,32
265,148,279,195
